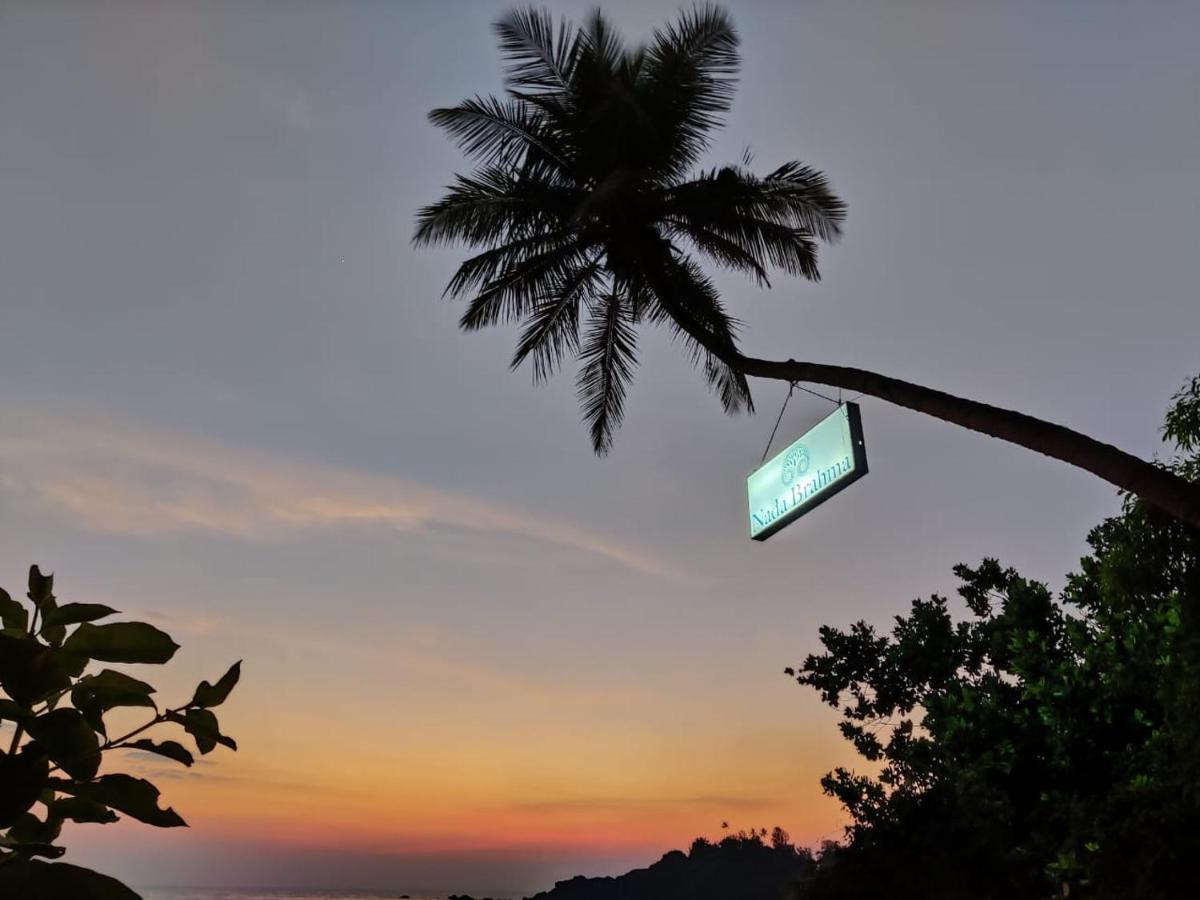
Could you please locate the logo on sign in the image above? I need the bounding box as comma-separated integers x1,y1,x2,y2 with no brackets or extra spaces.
780,445,810,486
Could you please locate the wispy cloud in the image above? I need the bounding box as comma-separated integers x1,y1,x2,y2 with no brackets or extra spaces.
0,402,682,579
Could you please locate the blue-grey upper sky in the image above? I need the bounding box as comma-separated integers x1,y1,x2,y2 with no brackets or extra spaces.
1,0,1198,893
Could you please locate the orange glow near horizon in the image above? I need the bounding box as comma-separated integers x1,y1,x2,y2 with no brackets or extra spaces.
5,405,867,889
81,654,856,868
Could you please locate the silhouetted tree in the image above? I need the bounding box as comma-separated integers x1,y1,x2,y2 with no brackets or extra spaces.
527,827,813,900
415,5,1200,527
0,567,240,899
789,376,1200,899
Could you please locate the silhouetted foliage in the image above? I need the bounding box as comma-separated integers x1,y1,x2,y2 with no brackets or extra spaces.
0,567,240,899
525,828,814,900
788,376,1200,899
415,4,844,454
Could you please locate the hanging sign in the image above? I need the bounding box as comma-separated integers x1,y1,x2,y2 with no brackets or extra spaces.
747,403,868,541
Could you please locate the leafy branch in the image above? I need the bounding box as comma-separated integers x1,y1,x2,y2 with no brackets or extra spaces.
0,565,241,898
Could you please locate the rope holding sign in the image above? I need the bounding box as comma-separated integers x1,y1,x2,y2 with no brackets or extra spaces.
760,380,843,464
760,382,796,464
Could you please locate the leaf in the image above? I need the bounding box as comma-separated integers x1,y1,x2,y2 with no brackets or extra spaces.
39,620,67,649
26,567,64,645
6,810,63,845
33,589,66,648
27,709,101,781
191,661,241,708
71,669,157,735
428,96,567,170
47,797,119,825
0,860,141,899
0,747,49,828
0,634,70,706
0,699,31,723
26,566,54,612
72,700,106,736
75,668,156,700
51,774,186,828
494,7,579,93
124,739,194,768
167,708,237,755
576,298,639,455
0,839,66,861
0,587,28,631
61,622,179,669
40,603,119,631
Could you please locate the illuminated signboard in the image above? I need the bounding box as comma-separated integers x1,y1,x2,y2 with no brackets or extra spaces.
747,403,868,541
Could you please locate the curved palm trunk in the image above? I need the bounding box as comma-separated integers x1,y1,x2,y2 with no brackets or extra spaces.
728,352,1200,529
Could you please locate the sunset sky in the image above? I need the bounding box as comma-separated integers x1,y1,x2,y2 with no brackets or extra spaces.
2,0,1199,894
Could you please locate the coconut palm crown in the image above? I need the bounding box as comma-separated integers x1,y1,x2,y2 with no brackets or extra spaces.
415,5,846,453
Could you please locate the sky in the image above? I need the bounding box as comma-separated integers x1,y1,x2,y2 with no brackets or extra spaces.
1,0,1198,894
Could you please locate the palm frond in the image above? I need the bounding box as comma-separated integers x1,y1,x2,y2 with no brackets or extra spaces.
578,9,627,75
758,161,847,242
459,241,592,330
511,255,602,382
565,11,640,180
444,231,575,297
703,350,752,414
576,293,638,454
642,247,752,414
495,7,580,94
662,217,771,285
641,4,740,175
413,166,575,247
428,95,568,171
506,90,581,181
669,164,846,241
663,164,844,279
649,4,740,84
684,210,822,280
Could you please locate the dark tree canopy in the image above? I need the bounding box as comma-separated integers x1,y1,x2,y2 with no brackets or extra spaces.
526,830,816,900
788,376,1200,899
415,5,845,453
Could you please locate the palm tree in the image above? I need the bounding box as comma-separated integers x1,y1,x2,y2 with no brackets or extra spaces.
414,5,1200,529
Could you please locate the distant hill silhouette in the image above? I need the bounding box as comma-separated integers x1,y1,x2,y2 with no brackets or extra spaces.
523,833,815,900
